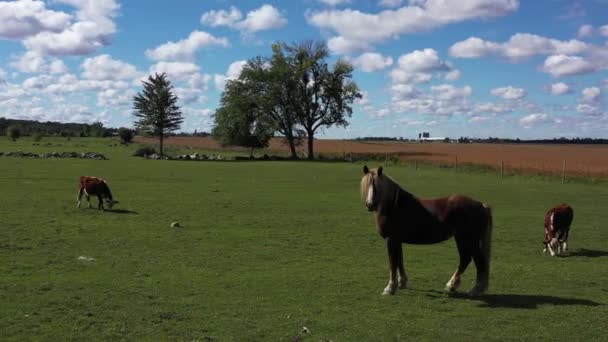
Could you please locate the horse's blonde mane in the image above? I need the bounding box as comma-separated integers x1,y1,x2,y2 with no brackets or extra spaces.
360,168,402,204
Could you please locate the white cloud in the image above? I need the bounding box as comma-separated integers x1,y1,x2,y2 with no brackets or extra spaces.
581,86,601,102
474,102,515,114
327,36,371,55
81,55,142,81
390,49,452,84
307,0,519,54
548,82,572,95
0,0,71,40
10,51,68,74
21,0,120,56
449,33,588,61
317,0,352,5
214,60,247,91
201,4,287,34
97,88,135,107
541,54,596,77
145,31,229,62
445,69,461,81
490,86,527,100
149,62,200,81
519,113,553,126
600,25,608,37
351,52,393,72
431,84,472,101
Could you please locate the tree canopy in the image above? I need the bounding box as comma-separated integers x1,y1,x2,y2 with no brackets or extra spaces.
212,40,361,159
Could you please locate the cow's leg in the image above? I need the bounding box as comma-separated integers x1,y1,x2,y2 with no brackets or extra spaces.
77,188,84,208
383,237,400,295
97,195,104,210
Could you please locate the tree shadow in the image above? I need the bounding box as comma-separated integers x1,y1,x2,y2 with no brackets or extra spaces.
107,209,138,214
426,291,602,309
563,248,608,258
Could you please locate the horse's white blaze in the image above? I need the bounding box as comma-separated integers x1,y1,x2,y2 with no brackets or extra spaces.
366,185,374,206
549,212,554,230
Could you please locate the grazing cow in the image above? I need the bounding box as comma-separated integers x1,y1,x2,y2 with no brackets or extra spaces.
543,204,573,256
77,176,118,210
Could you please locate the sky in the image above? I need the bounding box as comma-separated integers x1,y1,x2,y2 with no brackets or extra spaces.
0,0,607,139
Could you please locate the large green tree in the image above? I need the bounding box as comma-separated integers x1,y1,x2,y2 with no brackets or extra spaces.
212,79,274,156
213,40,360,159
281,41,361,159
133,73,183,157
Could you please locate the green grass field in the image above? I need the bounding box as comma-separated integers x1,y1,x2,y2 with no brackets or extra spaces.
1,137,607,341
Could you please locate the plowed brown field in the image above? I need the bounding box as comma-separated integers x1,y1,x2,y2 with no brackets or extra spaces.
135,137,608,177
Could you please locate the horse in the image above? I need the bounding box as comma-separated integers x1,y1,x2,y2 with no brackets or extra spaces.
360,165,493,296
543,204,574,256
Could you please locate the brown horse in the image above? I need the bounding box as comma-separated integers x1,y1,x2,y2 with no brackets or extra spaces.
360,166,493,296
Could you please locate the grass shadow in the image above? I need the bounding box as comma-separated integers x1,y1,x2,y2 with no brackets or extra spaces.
563,248,608,258
426,290,603,309
107,209,138,215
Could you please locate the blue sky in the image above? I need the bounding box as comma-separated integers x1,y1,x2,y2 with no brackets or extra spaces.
0,0,607,139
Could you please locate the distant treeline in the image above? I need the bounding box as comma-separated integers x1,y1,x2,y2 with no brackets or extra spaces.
354,136,608,144
457,137,608,144
0,117,113,137
353,137,414,142
0,117,212,138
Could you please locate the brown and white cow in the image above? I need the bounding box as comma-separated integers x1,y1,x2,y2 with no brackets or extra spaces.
543,204,574,256
77,176,118,210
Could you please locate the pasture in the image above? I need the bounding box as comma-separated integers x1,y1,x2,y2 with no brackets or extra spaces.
1,137,608,341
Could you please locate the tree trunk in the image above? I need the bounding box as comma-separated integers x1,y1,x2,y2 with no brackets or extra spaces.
287,136,298,159
159,133,164,158
307,130,314,160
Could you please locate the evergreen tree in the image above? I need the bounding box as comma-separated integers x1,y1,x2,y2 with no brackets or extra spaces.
133,73,183,157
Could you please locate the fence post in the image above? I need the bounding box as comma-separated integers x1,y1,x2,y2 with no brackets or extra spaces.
500,160,504,179
455,155,458,169
562,160,566,184
415,160,418,170
385,152,388,165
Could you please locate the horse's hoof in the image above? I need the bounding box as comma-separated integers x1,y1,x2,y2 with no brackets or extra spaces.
382,287,396,295
399,282,408,290
468,287,487,297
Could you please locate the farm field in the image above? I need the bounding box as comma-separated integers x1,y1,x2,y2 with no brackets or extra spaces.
1,137,608,341
136,136,608,178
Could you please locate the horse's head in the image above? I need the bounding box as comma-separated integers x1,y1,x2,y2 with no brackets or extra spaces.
546,212,568,249
361,165,384,211
105,198,118,210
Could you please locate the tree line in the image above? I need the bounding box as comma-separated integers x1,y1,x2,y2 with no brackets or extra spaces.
0,118,111,138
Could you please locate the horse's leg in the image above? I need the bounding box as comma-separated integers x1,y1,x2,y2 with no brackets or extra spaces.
445,234,472,292
470,247,489,296
395,242,408,289
383,237,400,295
97,194,104,210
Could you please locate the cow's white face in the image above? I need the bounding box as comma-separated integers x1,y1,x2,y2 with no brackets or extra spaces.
105,199,118,209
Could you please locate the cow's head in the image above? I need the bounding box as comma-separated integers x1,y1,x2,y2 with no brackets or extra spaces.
105,198,118,209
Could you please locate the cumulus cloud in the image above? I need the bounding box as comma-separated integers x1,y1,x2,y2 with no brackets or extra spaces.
317,0,352,5
97,88,135,107
149,62,200,81
390,84,473,116
10,51,68,74
23,0,120,56
201,4,287,34
548,82,572,95
541,54,596,77
581,86,601,103
449,33,588,61
390,49,452,84
351,52,393,72
0,0,71,40
81,54,142,81
307,0,519,54
214,60,247,91
490,86,527,100
578,24,594,38
519,113,553,126
145,31,229,62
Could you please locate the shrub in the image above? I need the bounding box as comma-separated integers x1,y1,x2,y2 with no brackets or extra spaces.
133,146,157,157
118,127,134,144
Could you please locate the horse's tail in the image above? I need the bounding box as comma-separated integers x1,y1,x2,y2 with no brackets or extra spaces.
481,203,493,277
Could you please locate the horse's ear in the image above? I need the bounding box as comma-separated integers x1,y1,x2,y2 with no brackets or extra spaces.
377,166,383,176
363,165,369,174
